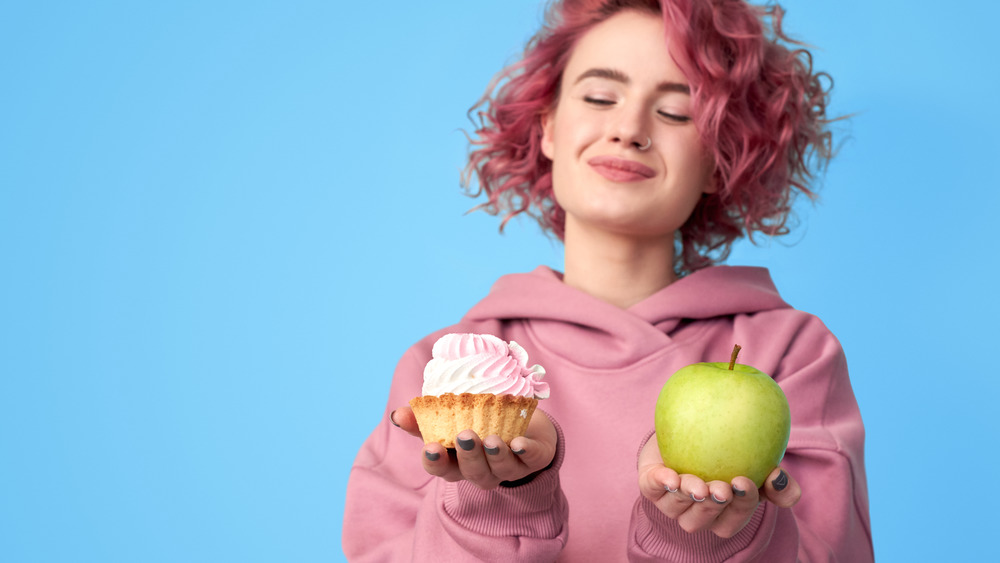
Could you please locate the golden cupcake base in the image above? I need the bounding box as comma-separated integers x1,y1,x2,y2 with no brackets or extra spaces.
409,392,538,448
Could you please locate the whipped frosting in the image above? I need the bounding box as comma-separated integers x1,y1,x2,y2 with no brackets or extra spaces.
422,333,550,399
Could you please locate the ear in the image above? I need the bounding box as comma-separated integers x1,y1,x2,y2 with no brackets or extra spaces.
703,175,719,195
540,111,555,160
702,161,719,195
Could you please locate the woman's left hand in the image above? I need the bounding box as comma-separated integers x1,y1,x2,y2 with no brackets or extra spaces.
637,436,801,538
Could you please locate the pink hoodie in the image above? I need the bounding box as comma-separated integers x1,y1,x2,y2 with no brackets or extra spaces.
343,266,872,562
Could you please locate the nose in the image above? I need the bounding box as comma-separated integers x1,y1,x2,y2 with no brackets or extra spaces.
610,104,650,150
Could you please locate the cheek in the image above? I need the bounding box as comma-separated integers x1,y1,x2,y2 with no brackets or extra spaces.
666,137,713,186
549,159,571,207
550,123,575,157
547,126,582,200
551,109,602,154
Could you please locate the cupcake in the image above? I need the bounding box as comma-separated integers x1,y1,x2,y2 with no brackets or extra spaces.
409,333,550,448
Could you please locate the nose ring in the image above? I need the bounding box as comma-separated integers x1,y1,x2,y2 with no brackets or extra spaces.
637,137,652,151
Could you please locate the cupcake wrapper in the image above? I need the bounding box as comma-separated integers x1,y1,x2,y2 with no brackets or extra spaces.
408,393,539,448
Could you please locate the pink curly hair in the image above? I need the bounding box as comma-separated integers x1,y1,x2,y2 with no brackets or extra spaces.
463,0,833,273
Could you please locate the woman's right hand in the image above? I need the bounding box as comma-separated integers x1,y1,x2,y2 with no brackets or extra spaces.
390,406,557,490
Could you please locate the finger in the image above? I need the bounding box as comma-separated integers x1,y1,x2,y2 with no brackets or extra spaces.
676,474,726,533
654,475,695,520
761,467,801,508
707,480,734,506
481,435,528,482
709,476,759,538
507,411,558,473
637,436,682,505
506,434,553,474
729,476,760,509
421,442,462,482
638,462,681,504
679,473,710,504
651,473,702,522
389,407,423,438
454,430,500,489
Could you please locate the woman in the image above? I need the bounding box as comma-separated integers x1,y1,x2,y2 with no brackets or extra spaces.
344,0,872,561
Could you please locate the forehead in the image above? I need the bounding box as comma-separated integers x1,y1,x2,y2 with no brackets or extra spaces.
563,10,686,85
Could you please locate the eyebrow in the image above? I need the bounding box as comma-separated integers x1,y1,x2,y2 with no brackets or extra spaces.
573,67,690,94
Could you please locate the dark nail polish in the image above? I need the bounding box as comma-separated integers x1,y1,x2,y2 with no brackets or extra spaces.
484,445,501,455
512,448,526,455
424,451,440,461
690,493,705,503
772,470,788,491
711,493,727,504
732,486,747,497
388,410,400,428
664,485,678,493
457,437,475,451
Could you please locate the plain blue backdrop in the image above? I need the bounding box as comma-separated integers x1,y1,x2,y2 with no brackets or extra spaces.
2,1,997,561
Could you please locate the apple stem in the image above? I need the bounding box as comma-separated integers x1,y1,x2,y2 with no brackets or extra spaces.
729,344,742,371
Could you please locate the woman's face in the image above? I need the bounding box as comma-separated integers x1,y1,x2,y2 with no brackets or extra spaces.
541,9,715,241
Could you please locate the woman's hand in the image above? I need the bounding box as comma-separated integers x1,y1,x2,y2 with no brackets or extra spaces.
390,406,558,490
637,436,801,538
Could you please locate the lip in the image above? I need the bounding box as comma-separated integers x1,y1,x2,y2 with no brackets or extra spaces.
587,156,656,182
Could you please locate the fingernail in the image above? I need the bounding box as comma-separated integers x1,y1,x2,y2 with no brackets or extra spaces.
664,484,679,493
732,485,747,497
690,493,705,502
388,410,400,428
457,437,475,451
484,445,500,455
772,470,788,491
512,447,526,455
424,451,440,461
711,493,727,504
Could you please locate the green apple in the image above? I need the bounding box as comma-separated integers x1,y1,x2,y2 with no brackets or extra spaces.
654,346,790,488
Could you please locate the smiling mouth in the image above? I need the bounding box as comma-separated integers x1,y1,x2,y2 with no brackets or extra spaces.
587,156,656,182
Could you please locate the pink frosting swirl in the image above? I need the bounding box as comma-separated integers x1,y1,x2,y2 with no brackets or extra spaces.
421,333,549,399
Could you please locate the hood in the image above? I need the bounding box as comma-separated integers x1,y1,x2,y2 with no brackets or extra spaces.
462,265,790,368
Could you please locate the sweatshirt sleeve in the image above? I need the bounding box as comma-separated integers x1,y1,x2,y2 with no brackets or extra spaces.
342,342,570,562
628,314,873,562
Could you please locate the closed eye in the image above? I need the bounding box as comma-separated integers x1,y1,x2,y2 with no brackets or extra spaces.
658,110,691,123
583,96,615,106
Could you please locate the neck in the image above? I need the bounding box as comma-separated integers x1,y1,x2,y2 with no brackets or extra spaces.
561,217,678,309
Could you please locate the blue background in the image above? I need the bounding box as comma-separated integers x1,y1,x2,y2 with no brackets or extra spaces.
2,1,996,561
